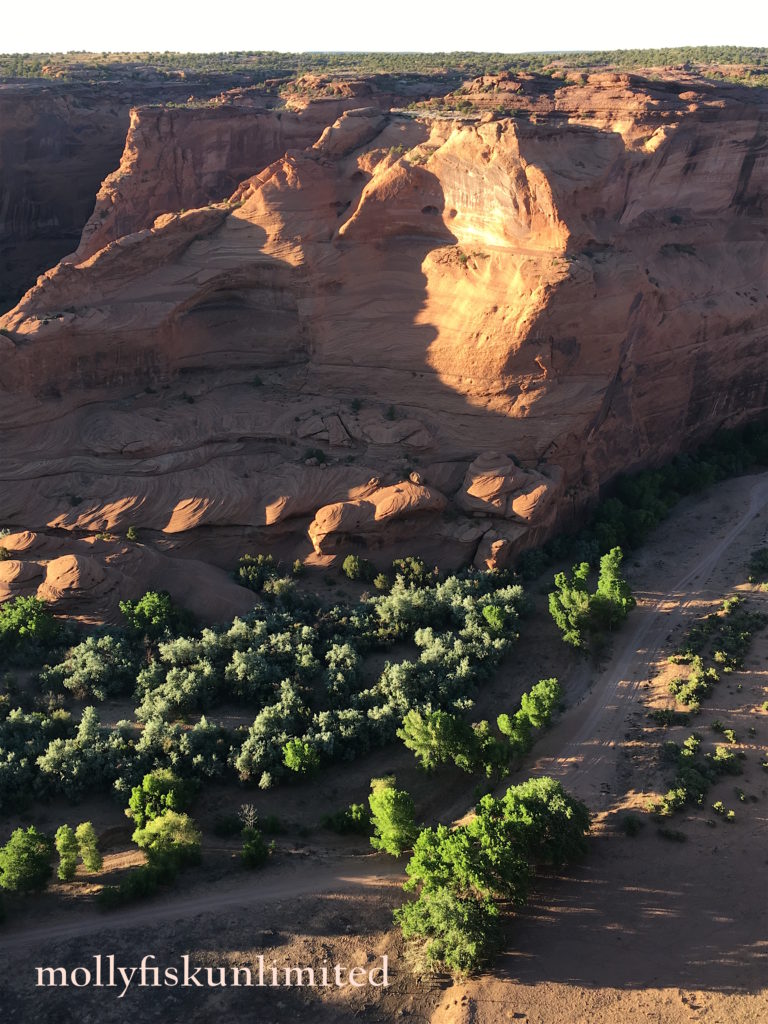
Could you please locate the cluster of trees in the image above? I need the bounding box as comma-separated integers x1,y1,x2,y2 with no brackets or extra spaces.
321,802,371,836
0,563,527,819
232,569,525,787
99,768,202,907
0,818,102,898
394,777,590,973
0,700,231,813
0,703,74,814
39,635,136,701
397,677,562,776
54,822,101,880
548,547,635,648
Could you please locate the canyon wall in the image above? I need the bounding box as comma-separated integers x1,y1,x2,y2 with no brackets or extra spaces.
1,71,767,614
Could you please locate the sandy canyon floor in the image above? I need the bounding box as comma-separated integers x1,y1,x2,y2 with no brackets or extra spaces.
1,470,767,1024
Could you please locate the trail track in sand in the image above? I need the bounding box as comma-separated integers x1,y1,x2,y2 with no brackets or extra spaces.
530,471,768,805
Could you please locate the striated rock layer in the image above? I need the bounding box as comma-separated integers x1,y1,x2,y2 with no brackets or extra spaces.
1,71,767,614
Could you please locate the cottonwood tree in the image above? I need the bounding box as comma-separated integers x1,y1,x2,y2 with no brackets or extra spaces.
0,826,54,892
75,821,103,873
368,776,418,856
54,825,79,881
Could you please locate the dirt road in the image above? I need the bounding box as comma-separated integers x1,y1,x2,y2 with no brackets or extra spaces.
530,471,768,804
0,855,404,952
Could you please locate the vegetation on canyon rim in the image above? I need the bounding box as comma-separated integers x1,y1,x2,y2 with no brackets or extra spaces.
2,47,767,84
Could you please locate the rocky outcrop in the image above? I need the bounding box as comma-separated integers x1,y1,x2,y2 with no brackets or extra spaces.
0,77,262,311
308,480,448,553
71,97,384,262
1,71,768,612
457,454,560,522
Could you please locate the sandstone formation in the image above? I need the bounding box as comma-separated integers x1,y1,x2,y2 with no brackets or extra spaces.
1,70,767,615
0,76,258,311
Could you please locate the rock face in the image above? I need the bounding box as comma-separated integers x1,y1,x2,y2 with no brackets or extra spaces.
1,71,767,612
0,77,263,311
70,96,384,263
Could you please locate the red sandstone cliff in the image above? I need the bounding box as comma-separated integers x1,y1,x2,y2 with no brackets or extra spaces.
1,71,767,615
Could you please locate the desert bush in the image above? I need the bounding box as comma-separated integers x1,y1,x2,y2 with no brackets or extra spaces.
233,553,279,593
391,556,431,589
40,635,137,701
241,826,269,868
657,826,687,842
342,554,373,581
321,802,371,835
619,814,644,836
212,813,243,838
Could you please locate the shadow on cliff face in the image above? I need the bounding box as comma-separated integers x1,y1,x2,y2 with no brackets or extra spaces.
0,80,265,314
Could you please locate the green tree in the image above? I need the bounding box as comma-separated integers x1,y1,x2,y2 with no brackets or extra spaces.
119,591,188,641
548,562,592,647
75,821,103,873
54,824,79,881
127,769,195,829
0,596,60,654
496,709,533,758
404,821,531,903
397,709,477,772
549,548,634,646
519,677,562,729
396,888,500,974
481,605,505,631
132,811,201,870
368,776,418,856
592,546,635,628
0,826,54,892
282,737,320,774
497,776,591,867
